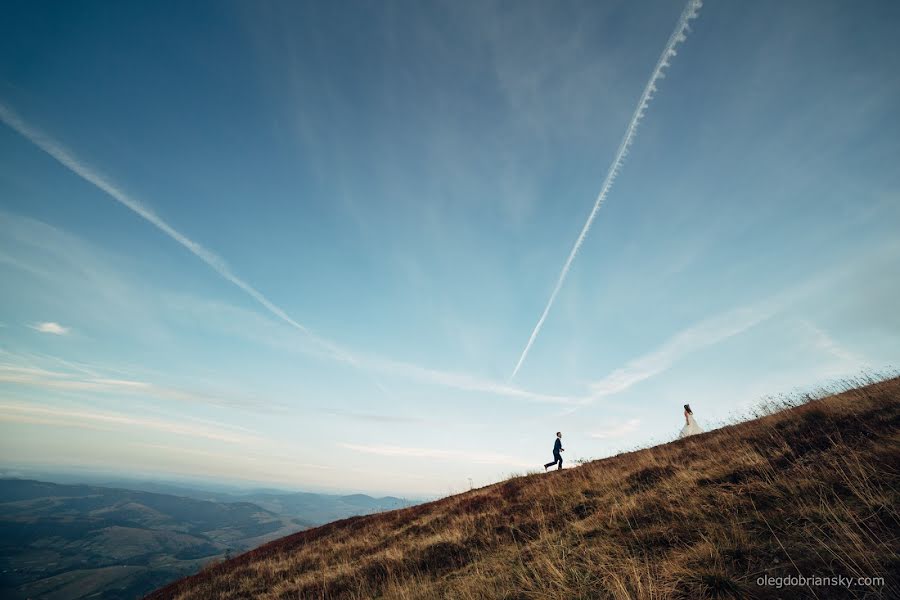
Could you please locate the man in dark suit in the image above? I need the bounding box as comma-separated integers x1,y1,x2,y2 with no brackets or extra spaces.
544,431,564,471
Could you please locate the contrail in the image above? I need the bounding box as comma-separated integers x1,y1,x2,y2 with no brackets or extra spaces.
509,0,703,381
0,101,358,368
0,102,575,404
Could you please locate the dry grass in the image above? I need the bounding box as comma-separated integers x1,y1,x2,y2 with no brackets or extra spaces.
146,376,900,599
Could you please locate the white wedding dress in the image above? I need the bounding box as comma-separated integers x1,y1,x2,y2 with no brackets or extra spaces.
678,414,704,438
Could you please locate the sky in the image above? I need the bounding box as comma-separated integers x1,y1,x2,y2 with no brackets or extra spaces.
1,0,898,497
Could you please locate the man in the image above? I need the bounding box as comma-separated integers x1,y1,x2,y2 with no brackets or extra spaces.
544,431,564,471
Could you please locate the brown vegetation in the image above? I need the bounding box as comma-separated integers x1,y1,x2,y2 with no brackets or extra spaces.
147,376,900,599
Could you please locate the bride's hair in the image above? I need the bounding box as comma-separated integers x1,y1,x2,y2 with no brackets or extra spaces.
684,404,692,414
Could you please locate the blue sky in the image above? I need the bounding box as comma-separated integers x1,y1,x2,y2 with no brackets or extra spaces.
1,0,898,496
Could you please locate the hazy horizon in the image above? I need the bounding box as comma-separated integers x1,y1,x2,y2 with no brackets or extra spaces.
0,463,423,499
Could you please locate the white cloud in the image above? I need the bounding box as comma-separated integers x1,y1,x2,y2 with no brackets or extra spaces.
562,253,887,406
0,402,260,445
587,302,774,401
797,320,865,366
0,362,282,411
29,321,70,335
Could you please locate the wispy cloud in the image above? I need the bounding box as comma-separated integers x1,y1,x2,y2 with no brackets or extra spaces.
158,291,578,404
23,352,102,377
587,302,772,401
0,113,569,405
0,101,359,369
29,321,70,335
340,443,532,468
0,362,284,411
589,418,641,439
798,320,865,366
584,256,885,402
0,402,260,445
364,355,578,405
322,409,426,425
510,0,704,380
164,293,576,404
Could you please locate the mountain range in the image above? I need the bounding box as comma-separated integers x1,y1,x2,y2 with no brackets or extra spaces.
0,478,413,599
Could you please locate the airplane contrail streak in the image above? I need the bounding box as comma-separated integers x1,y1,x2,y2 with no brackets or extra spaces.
509,0,703,381
0,101,360,369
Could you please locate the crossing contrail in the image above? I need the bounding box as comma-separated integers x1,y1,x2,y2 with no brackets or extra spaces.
509,0,703,381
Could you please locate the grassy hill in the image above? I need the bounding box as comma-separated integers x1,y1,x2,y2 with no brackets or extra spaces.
147,377,900,599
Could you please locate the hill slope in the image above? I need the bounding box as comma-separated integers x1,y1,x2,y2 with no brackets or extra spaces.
147,377,900,599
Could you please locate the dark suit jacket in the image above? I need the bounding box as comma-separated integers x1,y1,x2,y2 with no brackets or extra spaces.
553,438,562,454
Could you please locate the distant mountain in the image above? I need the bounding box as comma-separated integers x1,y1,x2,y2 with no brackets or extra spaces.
0,479,297,600
28,476,417,521
0,479,414,600
230,491,410,525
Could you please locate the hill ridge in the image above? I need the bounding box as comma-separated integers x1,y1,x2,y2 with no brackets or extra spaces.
147,377,900,599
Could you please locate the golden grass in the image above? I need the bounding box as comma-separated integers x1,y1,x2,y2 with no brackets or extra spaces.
146,376,900,599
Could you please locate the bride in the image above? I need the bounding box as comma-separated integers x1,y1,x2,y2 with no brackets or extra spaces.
678,404,703,438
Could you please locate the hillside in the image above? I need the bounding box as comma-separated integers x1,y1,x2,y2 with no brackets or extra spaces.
147,377,900,599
